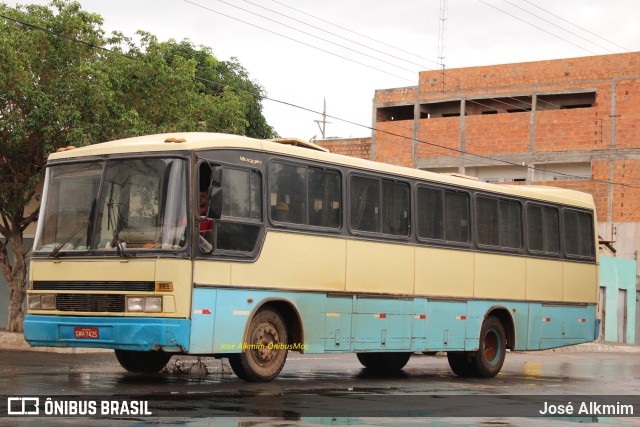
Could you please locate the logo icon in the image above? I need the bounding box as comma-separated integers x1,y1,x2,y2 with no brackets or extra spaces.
7,397,39,415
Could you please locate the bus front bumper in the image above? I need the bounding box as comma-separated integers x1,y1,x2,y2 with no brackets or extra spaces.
23,315,191,352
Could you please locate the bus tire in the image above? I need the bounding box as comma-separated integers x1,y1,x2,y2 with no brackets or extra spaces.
356,352,412,372
114,349,171,373
474,315,506,378
447,352,478,377
228,308,288,382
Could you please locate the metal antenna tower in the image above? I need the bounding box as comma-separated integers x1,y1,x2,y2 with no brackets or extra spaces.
437,0,448,93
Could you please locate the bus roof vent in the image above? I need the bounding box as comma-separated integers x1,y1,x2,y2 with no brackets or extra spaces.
443,173,479,181
268,138,329,152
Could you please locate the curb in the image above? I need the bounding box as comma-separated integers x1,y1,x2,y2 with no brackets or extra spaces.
0,331,108,353
550,342,640,353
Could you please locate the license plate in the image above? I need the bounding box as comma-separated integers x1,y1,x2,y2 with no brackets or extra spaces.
74,327,99,339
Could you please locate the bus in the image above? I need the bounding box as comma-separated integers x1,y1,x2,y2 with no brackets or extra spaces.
24,132,598,382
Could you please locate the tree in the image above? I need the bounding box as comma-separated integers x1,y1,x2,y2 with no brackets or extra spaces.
155,39,276,139
0,0,110,332
0,0,275,331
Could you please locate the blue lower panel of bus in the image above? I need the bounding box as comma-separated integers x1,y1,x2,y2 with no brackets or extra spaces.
23,293,597,354
188,287,598,355
23,315,191,352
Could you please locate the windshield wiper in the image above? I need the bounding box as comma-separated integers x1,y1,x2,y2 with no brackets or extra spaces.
49,220,89,258
112,232,128,258
109,209,128,258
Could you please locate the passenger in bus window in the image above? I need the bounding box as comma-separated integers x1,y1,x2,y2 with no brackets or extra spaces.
199,191,213,231
198,191,213,253
274,201,289,222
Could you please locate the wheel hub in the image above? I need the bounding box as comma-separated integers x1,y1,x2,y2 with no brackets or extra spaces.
251,321,280,364
483,329,499,364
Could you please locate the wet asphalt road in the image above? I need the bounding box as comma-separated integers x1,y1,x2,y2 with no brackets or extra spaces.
0,349,639,425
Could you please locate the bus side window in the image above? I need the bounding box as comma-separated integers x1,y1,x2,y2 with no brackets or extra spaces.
563,209,594,259
308,167,341,228
198,162,263,254
350,175,380,233
216,168,262,253
270,162,342,229
270,162,306,225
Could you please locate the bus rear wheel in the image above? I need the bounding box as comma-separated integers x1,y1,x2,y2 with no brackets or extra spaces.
447,316,506,378
228,308,288,382
475,315,506,378
356,352,412,372
114,349,172,373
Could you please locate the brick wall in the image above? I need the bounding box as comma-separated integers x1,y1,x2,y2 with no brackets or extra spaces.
615,79,640,148
418,54,640,94
417,118,460,158
373,52,640,227
466,113,529,154
612,160,640,222
375,121,413,167
315,137,371,160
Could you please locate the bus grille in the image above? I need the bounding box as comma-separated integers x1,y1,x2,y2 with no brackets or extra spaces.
33,281,154,292
56,294,125,313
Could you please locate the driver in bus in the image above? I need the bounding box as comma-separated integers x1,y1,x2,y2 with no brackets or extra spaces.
198,191,214,253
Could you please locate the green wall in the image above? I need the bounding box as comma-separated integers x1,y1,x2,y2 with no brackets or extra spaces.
600,256,637,344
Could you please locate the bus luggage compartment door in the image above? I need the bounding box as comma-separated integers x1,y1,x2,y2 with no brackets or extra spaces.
353,298,412,351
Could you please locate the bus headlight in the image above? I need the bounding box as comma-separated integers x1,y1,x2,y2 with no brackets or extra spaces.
144,297,162,313
28,294,57,310
41,294,56,310
126,296,162,313
28,295,42,310
127,297,144,312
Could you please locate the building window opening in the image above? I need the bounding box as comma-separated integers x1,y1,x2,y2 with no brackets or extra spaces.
420,101,460,119
376,105,414,122
466,96,532,116
537,92,596,111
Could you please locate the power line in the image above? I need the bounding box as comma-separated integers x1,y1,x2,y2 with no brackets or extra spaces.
183,0,414,83
254,0,601,113
501,0,618,54
217,0,628,117
188,0,569,114
210,0,418,77
3,6,639,191
213,0,616,116
0,10,112,54
520,0,631,52
263,0,554,111
477,0,600,55
241,0,430,72
269,0,440,67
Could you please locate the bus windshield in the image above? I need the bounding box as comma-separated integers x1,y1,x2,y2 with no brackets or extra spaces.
34,158,188,254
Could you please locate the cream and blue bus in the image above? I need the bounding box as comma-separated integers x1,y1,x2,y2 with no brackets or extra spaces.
24,132,598,381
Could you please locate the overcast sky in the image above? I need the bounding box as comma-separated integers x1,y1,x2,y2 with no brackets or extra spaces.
7,0,640,140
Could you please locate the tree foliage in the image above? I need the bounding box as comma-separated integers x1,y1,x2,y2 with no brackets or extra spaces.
0,0,275,331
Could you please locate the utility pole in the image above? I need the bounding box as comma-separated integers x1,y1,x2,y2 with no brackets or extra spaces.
437,0,448,93
314,97,331,139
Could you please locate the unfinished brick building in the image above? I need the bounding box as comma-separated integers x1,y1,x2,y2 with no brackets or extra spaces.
318,52,640,267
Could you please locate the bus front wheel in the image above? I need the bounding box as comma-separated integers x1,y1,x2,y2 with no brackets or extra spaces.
356,352,412,372
228,308,288,382
114,349,172,373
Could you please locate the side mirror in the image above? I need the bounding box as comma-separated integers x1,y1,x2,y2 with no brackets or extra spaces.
207,186,223,220
211,165,222,187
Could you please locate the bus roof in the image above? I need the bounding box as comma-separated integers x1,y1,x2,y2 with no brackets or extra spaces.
49,132,595,209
